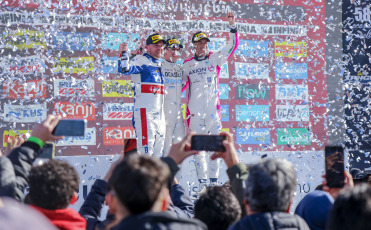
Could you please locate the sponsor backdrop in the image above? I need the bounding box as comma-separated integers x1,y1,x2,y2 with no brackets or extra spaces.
0,0,330,211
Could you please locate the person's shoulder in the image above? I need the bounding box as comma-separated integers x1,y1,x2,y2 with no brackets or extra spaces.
131,55,146,63
183,57,195,65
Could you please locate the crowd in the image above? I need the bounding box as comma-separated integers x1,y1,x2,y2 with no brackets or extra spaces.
0,115,370,230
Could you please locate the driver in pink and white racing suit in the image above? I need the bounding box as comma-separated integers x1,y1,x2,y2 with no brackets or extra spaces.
182,12,239,188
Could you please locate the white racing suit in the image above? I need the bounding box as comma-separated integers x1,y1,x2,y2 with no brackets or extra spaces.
162,60,186,156
182,29,239,181
118,53,165,157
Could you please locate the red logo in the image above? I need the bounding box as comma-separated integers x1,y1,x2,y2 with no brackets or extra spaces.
54,102,96,121
3,79,47,99
103,127,135,145
141,84,165,94
107,112,132,119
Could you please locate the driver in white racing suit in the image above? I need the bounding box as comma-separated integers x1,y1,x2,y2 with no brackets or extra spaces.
182,12,239,188
162,38,186,156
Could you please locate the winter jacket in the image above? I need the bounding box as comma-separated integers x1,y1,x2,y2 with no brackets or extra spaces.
0,156,16,197
169,184,194,219
110,211,207,230
79,179,115,230
228,212,310,230
227,163,249,216
7,141,41,201
32,205,87,230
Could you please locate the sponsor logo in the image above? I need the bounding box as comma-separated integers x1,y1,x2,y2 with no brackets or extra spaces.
0,56,45,74
220,63,229,79
275,63,308,79
344,75,371,83
236,105,270,121
101,33,140,50
54,102,96,121
103,127,135,145
276,105,309,121
102,80,134,97
52,32,96,51
3,29,46,49
3,130,30,147
100,56,118,74
220,105,229,122
275,84,308,100
236,40,269,58
4,104,47,123
208,38,226,52
208,65,215,72
189,67,207,75
236,128,270,145
3,79,47,99
236,84,269,100
235,62,269,79
54,79,95,97
56,128,96,146
277,128,311,145
141,84,165,94
221,128,229,133
275,41,307,57
181,103,187,120
219,84,229,100
53,57,94,73
103,103,134,120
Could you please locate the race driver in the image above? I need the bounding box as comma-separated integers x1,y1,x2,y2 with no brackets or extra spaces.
162,38,186,156
182,12,239,189
118,33,166,157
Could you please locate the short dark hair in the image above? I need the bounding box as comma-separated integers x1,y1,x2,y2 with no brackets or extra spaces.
328,183,371,230
245,158,297,212
29,159,79,210
111,155,170,214
195,186,241,230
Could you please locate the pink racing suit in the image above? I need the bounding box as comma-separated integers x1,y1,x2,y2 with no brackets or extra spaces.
162,60,186,156
182,29,239,180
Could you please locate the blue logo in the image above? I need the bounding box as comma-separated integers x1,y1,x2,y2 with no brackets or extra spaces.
53,32,96,51
219,84,229,99
235,105,270,121
236,128,270,144
101,33,140,50
275,63,307,79
236,40,269,58
100,56,119,74
220,105,229,122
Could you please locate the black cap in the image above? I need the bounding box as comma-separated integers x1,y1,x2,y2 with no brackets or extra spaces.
166,38,183,49
146,33,166,45
192,31,210,43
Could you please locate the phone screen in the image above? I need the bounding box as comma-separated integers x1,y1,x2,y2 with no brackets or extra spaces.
123,138,138,156
325,146,345,188
37,142,55,159
191,135,226,152
52,119,86,136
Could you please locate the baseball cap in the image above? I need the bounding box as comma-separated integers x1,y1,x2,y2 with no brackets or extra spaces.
192,31,210,43
166,38,184,49
146,33,166,45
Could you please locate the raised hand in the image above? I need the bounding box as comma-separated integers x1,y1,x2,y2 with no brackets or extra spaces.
119,42,129,53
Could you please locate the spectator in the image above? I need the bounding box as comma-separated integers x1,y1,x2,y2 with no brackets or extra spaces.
109,153,206,229
327,183,371,230
195,186,241,230
29,159,86,230
228,158,309,230
294,190,334,230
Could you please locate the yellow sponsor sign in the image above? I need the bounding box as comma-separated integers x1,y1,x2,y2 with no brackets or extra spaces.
4,30,46,49
53,57,94,73
181,104,187,120
274,41,307,57
3,130,31,147
102,80,134,97
221,128,230,133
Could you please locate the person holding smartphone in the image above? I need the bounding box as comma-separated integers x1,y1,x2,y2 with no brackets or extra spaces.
118,34,166,157
162,38,186,156
182,12,239,189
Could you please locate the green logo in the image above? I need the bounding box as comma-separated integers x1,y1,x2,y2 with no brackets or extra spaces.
277,128,311,145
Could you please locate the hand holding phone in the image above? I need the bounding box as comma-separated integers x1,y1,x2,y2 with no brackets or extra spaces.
37,142,55,159
52,119,86,136
325,146,345,188
191,135,227,152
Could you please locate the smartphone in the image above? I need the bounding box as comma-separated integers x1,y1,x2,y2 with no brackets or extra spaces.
325,146,345,188
52,119,86,136
191,135,226,152
37,142,55,159
123,138,138,156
